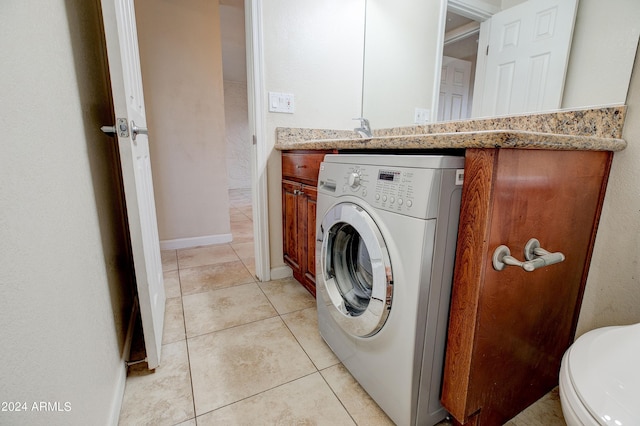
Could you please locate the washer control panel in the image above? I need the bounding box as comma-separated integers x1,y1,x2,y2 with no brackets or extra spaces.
342,164,432,215
320,164,439,219
318,155,464,219
374,168,413,208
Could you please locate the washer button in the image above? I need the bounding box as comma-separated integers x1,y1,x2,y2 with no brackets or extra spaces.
390,196,395,203
407,200,413,207
382,195,387,202
375,193,380,200
398,198,403,205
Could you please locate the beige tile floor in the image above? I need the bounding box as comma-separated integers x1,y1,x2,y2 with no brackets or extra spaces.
118,189,567,426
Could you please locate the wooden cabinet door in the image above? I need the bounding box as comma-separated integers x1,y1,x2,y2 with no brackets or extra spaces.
282,150,335,297
442,148,612,425
282,179,302,276
301,184,317,296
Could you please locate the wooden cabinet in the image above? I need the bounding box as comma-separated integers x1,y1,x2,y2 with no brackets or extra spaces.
441,148,612,425
282,150,333,296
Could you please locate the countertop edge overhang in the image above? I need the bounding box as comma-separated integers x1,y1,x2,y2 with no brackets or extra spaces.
274,106,628,152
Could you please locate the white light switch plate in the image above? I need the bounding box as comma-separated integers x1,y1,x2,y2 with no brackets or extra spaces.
268,92,295,114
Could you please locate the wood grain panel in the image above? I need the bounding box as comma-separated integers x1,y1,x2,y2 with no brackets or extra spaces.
442,149,498,422
282,151,328,185
302,185,318,296
282,179,302,274
442,149,612,425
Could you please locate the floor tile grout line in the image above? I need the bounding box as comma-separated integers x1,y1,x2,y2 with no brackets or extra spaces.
255,279,281,319
177,253,198,426
184,308,281,341
279,309,325,372
181,278,258,300
192,370,322,421
175,253,244,272
318,367,360,426
254,280,318,317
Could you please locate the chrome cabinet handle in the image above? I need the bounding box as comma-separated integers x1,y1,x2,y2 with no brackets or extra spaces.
492,238,565,272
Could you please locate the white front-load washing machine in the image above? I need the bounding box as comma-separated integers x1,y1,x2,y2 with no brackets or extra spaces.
316,154,464,426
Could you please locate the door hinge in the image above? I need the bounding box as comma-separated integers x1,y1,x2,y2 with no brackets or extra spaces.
486,45,490,56
252,135,257,145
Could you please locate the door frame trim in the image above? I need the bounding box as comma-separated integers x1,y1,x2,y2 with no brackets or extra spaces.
246,0,270,281
432,0,497,122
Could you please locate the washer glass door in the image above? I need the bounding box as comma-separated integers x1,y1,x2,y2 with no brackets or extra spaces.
318,202,393,337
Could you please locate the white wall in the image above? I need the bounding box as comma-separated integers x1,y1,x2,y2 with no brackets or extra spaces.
220,0,247,84
576,45,640,337
262,0,366,272
0,1,132,424
224,80,251,190
562,0,640,109
220,0,251,190
363,0,446,128
136,0,231,247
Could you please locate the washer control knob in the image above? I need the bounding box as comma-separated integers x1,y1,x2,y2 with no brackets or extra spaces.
348,172,361,188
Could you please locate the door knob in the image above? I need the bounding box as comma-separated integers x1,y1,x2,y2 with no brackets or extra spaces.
131,120,148,141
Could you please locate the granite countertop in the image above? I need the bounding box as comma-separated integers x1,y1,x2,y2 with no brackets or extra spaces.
275,106,627,152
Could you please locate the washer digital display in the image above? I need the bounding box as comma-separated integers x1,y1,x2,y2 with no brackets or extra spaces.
379,170,400,182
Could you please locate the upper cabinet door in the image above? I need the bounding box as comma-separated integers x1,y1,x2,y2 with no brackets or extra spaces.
100,0,165,369
473,0,578,117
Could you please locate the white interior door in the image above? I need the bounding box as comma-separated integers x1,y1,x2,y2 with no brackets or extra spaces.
100,0,165,369
472,0,578,117
438,56,472,121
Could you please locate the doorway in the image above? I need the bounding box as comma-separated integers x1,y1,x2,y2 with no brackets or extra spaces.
437,10,479,121
134,0,258,276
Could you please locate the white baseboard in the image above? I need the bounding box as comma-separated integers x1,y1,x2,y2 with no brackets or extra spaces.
160,233,233,250
108,360,127,426
270,265,293,280
108,298,138,425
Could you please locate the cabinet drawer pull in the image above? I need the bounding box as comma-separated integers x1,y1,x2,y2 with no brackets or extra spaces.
296,165,307,169
492,239,565,272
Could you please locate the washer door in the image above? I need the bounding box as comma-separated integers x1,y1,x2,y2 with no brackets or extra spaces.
318,202,393,337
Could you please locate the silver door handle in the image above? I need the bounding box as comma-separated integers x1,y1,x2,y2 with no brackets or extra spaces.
131,120,148,141
492,239,565,272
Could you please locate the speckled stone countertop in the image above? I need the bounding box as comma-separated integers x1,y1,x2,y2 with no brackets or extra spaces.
275,106,627,152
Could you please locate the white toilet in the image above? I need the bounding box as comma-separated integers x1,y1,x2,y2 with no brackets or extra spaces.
559,323,640,425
